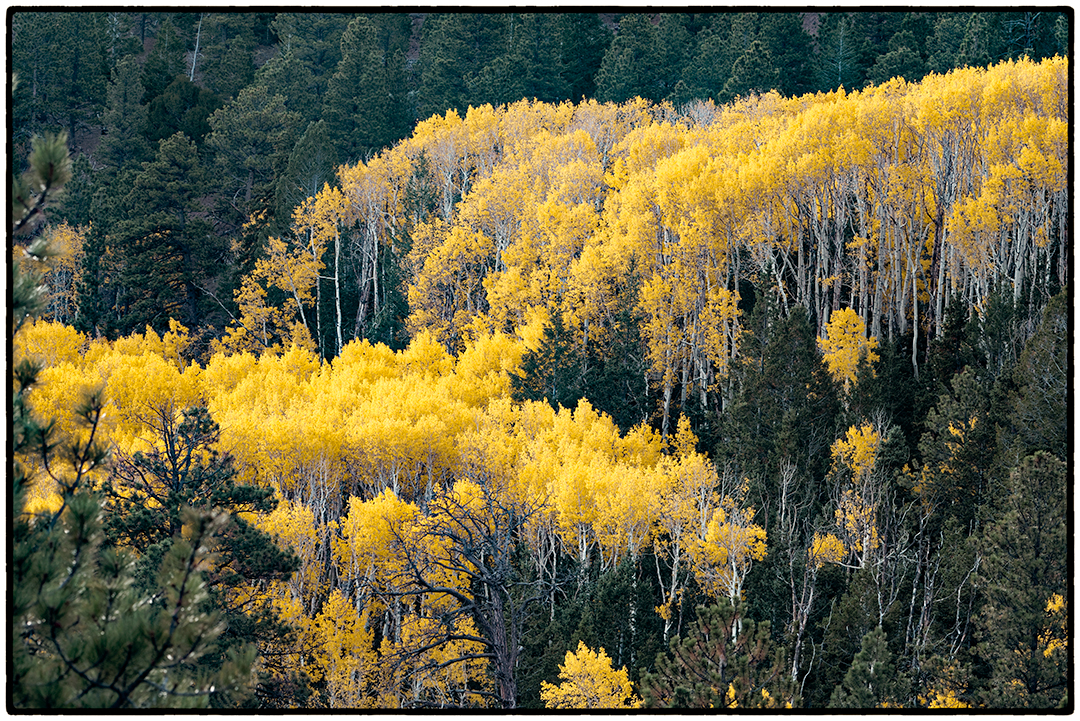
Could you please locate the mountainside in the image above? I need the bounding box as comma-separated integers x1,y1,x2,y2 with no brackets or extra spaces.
9,10,1070,712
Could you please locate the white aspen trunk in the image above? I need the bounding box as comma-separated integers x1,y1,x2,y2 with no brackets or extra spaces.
911,260,919,381
309,228,323,358
661,377,673,439
935,236,947,338
189,14,203,82
1012,222,1027,304
871,245,885,341
371,223,380,320
679,350,690,413
797,226,807,309
629,569,638,668
667,545,680,642
334,229,343,355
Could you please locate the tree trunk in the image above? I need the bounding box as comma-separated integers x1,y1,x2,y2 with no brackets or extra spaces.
189,14,203,82
334,229,343,355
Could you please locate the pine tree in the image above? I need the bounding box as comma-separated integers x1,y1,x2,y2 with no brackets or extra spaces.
142,16,187,100
97,55,150,175
253,46,319,122
11,124,250,710
322,14,411,164
207,83,301,230
653,14,693,101
1002,287,1067,463
269,12,353,109
110,132,220,335
814,13,864,91
12,132,72,240
417,13,508,120
677,23,732,103
594,14,663,103
51,153,94,230
555,13,609,101
641,602,797,708
916,368,1000,534
759,13,814,97
198,13,257,101
145,76,222,145
720,39,780,101
103,405,307,708
721,303,839,510
470,14,567,106
10,12,108,142
925,13,970,74
274,119,338,234
866,28,928,85
828,626,904,708
511,311,588,411
973,452,1067,708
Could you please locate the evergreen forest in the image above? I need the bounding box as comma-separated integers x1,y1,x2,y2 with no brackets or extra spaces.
9,10,1070,710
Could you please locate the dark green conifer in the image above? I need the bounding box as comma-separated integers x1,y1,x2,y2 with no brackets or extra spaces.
110,132,220,335
828,626,904,708
814,13,866,91
254,46,320,122
973,452,1067,708
555,13,609,101
641,602,797,708
146,76,222,145
322,14,411,164
1002,287,1067,462
12,128,252,710
269,12,353,107
511,311,587,411
98,55,151,175
207,83,301,230
594,14,663,103
417,13,508,119
721,39,780,101
198,13,257,101
104,405,306,708
142,16,187,99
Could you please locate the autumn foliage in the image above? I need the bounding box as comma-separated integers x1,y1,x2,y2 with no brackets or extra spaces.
14,54,1068,710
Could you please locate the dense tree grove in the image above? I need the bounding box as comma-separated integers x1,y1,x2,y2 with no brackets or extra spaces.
10,10,1070,711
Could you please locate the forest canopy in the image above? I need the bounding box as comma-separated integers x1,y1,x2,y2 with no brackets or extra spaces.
9,10,1070,711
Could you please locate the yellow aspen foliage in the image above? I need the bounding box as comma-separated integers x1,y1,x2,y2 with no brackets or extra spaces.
917,662,971,709
200,349,260,399
651,416,719,630
818,308,879,393
1038,593,1067,660
926,689,969,709
540,641,641,709
255,493,322,611
214,272,292,355
406,108,468,222
34,221,84,323
591,464,658,566
447,331,524,407
13,318,86,368
406,223,493,349
398,614,493,708
693,499,768,602
830,423,881,481
335,489,420,593
399,328,455,379
108,319,192,371
311,589,379,708
834,489,880,564
21,491,65,516
808,531,847,569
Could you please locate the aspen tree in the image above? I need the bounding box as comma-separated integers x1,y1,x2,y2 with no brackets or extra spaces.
540,641,641,709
